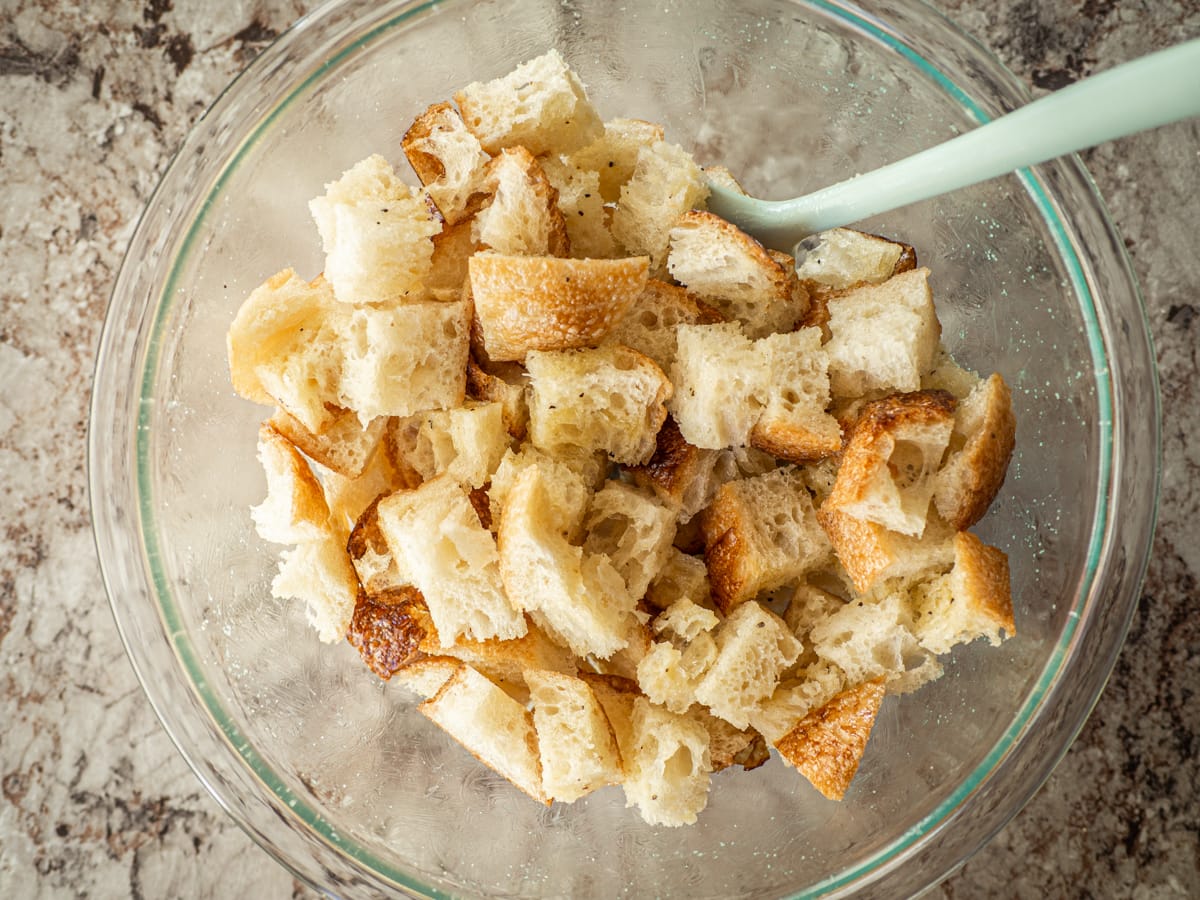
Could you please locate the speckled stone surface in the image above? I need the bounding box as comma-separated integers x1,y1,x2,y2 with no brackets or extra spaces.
1,1,1196,897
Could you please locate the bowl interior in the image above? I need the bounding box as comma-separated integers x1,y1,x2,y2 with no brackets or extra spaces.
117,0,1127,896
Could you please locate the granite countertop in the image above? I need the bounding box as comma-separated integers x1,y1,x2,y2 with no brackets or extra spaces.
1,1,1197,897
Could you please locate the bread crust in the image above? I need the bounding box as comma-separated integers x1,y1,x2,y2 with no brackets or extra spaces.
469,253,649,361
935,374,1016,530
774,677,886,800
346,585,430,680
952,531,1015,638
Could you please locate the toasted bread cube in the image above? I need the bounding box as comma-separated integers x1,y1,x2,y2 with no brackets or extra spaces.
794,228,914,290
654,597,720,644
268,406,387,480
402,101,490,225
498,465,637,659
909,531,1015,653
487,445,593,541
824,390,957,537
454,49,603,156
807,592,936,690
816,506,956,594
250,423,331,544
701,466,833,613
667,210,808,338
526,345,672,467
610,140,709,273
539,155,618,259
399,401,512,489
346,585,429,680
645,549,714,612
604,279,725,377
338,297,471,423
636,632,718,714
775,678,886,800
749,327,843,464
271,531,359,643
933,374,1016,530
419,665,549,804
570,117,665,202
472,147,570,258
526,669,623,802
670,322,770,450
377,476,526,647
308,154,440,305
582,481,677,600
825,268,941,399
693,601,802,729
628,416,723,524
469,252,649,362
623,698,712,827
227,270,341,431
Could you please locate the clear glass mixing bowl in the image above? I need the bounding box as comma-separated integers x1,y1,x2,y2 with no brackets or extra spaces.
89,0,1160,896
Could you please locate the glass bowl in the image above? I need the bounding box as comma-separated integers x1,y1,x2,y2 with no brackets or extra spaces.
88,0,1159,896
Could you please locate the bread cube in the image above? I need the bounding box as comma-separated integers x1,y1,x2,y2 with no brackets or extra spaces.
345,585,429,680
487,445,593,541
539,155,618,259
398,401,512,489
469,252,649,362
622,698,712,827
582,481,677,600
749,327,843,464
693,601,802,729
337,297,471,422
807,593,933,689
793,228,914,290
933,374,1016,530
670,322,770,450
909,531,1015,654
667,210,808,338
271,531,359,643
402,101,490,224
628,415,723,524
823,390,957,537
569,117,665,202
466,357,530,440
526,345,672,466
497,465,637,659
454,49,603,156
604,278,724,377
308,154,440,305
268,406,387,480
526,669,623,802
815,506,956,594
644,549,714,612
610,140,709,273
824,267,941,398
377,475,526,646
774,678,886,800
701,466,833,613
250,422,331,544
419,665,548,804
473,147,570,257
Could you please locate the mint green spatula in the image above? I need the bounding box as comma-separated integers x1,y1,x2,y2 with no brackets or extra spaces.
706,39,1200,251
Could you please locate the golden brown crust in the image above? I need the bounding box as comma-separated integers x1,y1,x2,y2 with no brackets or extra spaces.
698,487,755,615
812,507,892,594
822,390,956,517
257,421,332,532
469,253,649,362
953,531,1015,637
937,374,1016,530
749,416,844,465
468,484,493,531
345,586,430,680
774,677,885,800
628,416,709,508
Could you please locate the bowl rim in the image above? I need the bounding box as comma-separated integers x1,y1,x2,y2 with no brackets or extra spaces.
88,0,1161,897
